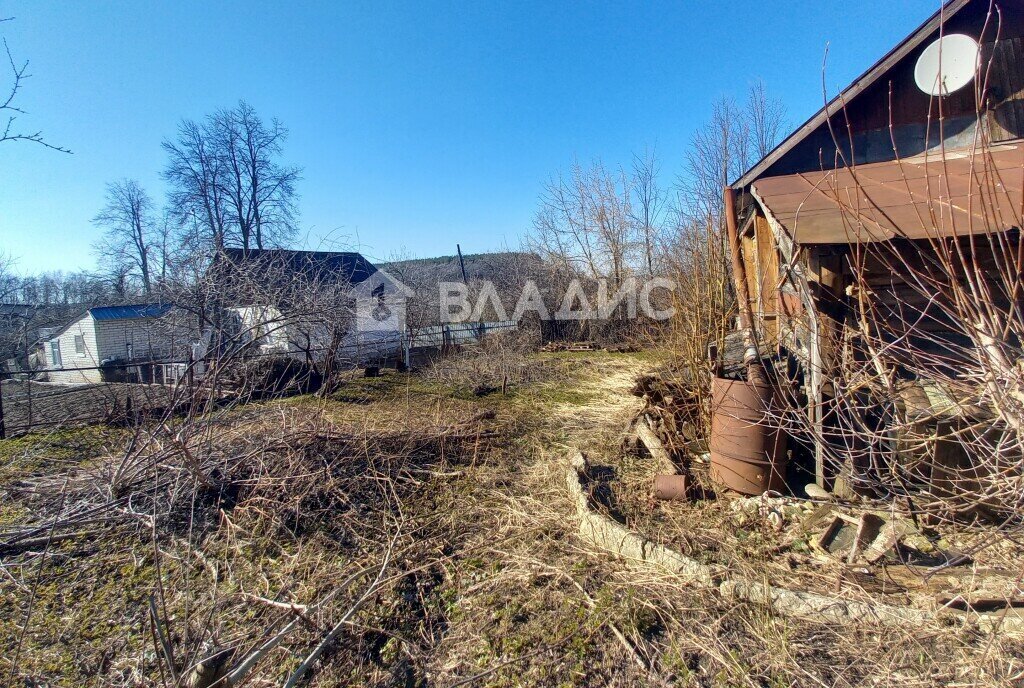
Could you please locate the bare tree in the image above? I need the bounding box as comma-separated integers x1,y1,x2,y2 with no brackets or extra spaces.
677,97,743,234
212,101,299,251
528,83,784,308
630,148,666,275
93,180,156,295
154,208,175,289
164,102,299,254
0,251,16,302
676,82,786,233
163,119,230,252
746,80,786,161
0,18,69,152
530,159,635,286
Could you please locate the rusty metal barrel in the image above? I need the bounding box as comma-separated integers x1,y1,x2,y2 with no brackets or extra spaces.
709,376,787,495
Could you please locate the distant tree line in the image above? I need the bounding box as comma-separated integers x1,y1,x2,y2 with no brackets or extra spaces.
0,268,120,307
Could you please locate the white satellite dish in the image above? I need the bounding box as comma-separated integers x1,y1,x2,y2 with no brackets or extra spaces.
914,33,980,96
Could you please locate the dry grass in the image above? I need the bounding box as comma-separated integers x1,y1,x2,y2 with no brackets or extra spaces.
2,350,1023,687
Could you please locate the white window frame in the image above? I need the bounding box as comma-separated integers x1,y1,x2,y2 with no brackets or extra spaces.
163,362,186,385
50,341,62,367
74,334,86,356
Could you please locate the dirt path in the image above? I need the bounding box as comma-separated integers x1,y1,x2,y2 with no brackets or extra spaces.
546,353,656,441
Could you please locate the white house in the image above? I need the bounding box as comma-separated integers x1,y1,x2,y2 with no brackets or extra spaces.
44,304,190,384
43,251,413,385
209,249,412,366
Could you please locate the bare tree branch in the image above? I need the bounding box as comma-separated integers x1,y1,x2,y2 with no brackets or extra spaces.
0,33,70,153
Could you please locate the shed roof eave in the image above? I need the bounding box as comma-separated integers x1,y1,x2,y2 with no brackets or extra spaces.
749,139,1024,244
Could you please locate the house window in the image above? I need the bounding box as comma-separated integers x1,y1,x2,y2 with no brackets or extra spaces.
50,341,62,367
74,334,86,356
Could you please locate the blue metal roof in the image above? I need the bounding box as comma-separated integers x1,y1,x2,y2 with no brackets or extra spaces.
89,304,173,321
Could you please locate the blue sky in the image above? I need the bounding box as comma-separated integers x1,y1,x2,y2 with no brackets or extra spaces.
0,0,941,274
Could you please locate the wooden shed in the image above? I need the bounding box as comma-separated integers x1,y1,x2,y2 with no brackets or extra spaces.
727,0,1024,498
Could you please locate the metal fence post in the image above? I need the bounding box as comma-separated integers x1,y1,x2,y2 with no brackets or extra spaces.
25,379,32,436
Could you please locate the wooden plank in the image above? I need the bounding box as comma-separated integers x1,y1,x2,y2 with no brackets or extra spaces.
637,417,677,475
755,216,780,343
741,233,759,309
988,38,1024,142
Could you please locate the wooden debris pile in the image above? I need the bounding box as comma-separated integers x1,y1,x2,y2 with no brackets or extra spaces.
631,368,705,462
609,363,1024,625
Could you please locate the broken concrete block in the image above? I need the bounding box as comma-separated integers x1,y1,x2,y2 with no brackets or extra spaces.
804,483,832,500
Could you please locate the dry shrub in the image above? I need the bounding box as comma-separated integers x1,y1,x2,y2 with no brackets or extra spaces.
218,354,324,399
647,216,735,445
0,395,496,686
424,330,560,393
769,41,1024,535
4,350,1024,686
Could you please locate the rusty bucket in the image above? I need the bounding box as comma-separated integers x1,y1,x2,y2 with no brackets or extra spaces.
653,474,691,501
709,376,787,495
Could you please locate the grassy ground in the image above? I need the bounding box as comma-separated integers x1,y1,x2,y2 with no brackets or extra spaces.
1,349,1021,687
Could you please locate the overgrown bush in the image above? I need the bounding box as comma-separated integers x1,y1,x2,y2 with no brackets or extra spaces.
221,355,323,399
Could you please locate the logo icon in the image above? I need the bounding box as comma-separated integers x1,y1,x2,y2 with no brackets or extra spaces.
351,269,413,332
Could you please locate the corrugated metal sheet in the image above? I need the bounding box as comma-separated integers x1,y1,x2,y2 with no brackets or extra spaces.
751,141,1024,243
408,321,518,349
89,304,173,321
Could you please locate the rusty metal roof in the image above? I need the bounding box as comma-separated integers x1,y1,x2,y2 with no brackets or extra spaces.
752,141,1024,244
